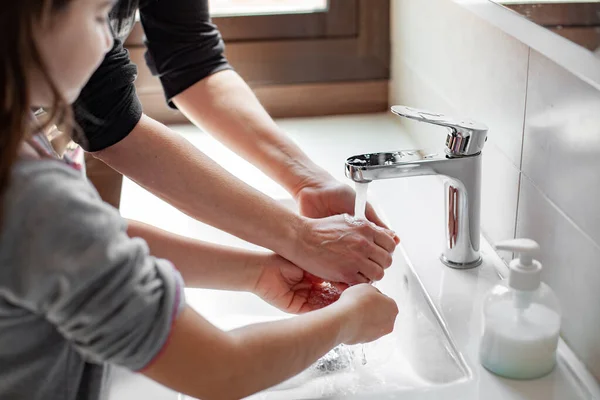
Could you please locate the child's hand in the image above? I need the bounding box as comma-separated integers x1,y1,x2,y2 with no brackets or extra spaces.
253,254,348,314
334,284,398,345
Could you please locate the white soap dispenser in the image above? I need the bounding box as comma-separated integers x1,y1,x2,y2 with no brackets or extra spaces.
479,238,561,380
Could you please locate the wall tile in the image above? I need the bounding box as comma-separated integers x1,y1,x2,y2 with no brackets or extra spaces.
481,144,520,261
391,0,600,378
390,0,529,167
391,51,519,261
517,176,600,380
522,50,600,245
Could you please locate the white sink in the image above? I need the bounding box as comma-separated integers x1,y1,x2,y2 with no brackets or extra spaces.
179,199,469,400
113,117,598,400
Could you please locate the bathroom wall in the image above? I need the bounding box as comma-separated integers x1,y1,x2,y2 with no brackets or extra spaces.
389,0,600,381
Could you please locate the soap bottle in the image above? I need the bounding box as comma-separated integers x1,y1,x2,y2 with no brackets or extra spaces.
479,238,561,380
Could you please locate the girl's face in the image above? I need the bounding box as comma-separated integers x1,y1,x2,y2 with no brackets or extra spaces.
31,0,116,106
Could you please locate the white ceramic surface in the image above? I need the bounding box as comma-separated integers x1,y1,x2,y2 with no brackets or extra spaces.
390,1,600,381
110,115,599,399
480,143,521,260
522,50,600,246
179,237,468,399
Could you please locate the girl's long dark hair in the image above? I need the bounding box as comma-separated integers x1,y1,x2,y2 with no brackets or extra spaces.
0,0,146,200
0,0,73,198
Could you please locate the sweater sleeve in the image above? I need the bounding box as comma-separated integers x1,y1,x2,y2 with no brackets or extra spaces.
3,161,185,371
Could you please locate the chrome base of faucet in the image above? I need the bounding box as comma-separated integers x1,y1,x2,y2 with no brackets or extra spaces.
440,254,482,270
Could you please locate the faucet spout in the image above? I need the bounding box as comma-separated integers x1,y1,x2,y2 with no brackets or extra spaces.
344,105,487,269
345,148,482,269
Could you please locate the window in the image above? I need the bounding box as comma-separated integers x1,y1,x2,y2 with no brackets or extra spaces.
127,0,390,121
208,0,328,16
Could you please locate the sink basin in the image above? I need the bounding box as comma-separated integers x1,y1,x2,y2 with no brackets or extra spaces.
112,118,600,400
179,199,470,400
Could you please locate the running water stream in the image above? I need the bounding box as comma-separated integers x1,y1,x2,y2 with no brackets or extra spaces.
354,182,371,365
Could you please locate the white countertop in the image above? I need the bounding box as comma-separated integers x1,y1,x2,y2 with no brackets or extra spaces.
113,113,600,400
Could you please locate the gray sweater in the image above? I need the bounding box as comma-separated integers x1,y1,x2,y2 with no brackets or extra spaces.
0,158,185,400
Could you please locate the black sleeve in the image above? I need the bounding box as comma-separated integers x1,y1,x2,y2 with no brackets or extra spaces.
139,0,233,108
73,36,143,152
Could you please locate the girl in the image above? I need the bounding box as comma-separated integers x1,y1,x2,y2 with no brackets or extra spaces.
0,1,398,400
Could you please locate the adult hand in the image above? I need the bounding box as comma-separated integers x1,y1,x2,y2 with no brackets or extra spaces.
295,179,397,236
289,214,397,285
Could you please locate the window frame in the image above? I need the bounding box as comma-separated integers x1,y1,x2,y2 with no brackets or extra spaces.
126,0,389,84
212,0,358,41
126,0,390,121
125,0,357,43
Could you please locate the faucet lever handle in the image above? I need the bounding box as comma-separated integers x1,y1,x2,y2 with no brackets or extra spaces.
391,105,488,157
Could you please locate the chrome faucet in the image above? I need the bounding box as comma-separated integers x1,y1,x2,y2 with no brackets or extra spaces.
345,106,488,269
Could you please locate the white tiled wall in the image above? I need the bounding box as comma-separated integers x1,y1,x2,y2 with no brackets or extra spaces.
390,0,600,381
522,51,600,246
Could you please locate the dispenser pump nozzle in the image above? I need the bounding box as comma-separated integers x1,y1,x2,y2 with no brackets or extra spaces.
494,238,543,292
495,238,540,266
